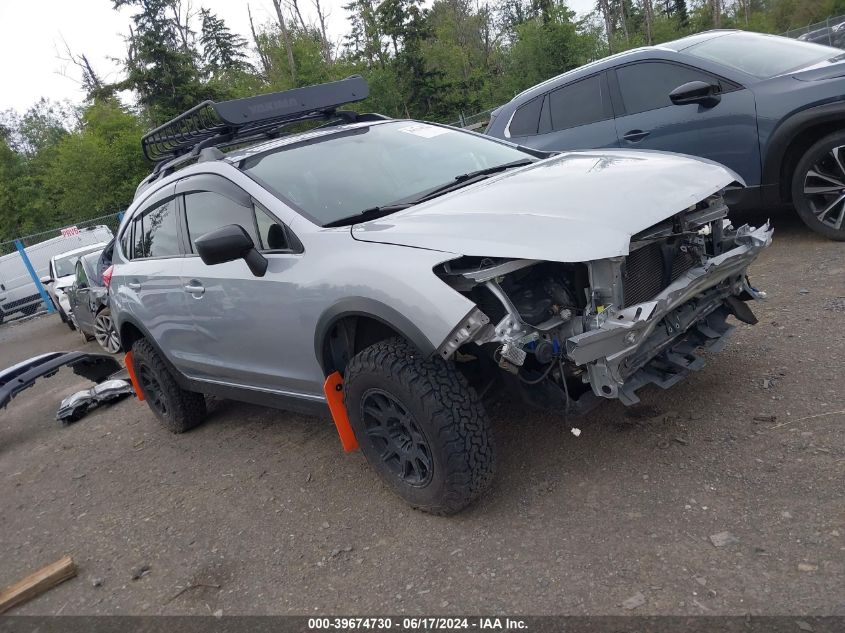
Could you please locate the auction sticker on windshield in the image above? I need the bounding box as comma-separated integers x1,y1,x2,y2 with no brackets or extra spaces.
396,123,451,138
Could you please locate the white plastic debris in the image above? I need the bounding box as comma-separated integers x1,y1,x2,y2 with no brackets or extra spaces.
571,427,581,437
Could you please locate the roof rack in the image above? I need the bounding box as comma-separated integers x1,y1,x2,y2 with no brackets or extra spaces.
141,76,370,164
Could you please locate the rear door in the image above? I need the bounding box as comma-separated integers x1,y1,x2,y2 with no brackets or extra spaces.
116,185,193,368
610,60,760,184
507,72,620,151
174,175,313,396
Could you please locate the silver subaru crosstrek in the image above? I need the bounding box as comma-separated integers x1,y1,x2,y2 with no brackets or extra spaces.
110,77,772,514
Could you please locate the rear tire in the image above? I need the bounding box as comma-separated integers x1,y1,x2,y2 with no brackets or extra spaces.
93,308,121,354
791,130,845,241
131,338,206,433
344,338,495,515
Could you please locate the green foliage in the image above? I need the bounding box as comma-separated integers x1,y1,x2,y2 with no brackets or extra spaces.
1,0,842,240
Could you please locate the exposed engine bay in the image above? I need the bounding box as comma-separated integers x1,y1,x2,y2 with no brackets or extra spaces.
435,196,773,411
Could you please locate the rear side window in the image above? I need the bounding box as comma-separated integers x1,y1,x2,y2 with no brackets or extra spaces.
616,62,721,115
132,199,181,259
548,74,610,131
508,96,543,137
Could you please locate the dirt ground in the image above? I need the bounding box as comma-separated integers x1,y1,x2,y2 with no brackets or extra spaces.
0,211,842,616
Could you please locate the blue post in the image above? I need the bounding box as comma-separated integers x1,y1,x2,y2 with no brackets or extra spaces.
14,239,55,314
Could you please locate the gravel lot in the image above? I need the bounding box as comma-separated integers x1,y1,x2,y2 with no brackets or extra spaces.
0,211,843,616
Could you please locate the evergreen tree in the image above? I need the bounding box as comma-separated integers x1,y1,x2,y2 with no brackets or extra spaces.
200,8,251,76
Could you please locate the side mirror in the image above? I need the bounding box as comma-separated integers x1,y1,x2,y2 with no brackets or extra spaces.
40,276,53,285
669,81,721,108
194,224,268,277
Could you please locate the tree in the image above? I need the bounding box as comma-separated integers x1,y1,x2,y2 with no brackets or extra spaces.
113,0,210,123
200,8,251,76
272,0,297,84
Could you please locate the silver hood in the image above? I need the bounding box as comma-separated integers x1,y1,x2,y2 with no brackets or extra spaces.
351,150,742,263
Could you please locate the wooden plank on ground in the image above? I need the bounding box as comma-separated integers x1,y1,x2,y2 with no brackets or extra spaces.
0,555,77,614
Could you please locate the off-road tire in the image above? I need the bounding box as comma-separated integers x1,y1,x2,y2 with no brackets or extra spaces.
344,337,495,515
131,338,206,433
791,130,845,241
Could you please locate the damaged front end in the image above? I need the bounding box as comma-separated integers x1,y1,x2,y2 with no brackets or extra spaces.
435,197,773,410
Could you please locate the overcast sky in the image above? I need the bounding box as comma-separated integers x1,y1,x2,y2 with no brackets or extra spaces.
0,0,595,114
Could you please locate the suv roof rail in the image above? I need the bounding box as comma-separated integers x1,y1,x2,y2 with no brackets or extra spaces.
140,76,370,164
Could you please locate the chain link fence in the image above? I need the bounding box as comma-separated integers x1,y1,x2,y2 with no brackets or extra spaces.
448,107,497,131
0,211,122,323
782,14,845,46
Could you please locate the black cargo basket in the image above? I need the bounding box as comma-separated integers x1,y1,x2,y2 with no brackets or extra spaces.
141,76,370,163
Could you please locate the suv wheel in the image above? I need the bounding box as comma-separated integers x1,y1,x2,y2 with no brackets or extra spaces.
792,131,845,240
344,338,494,515
93,308,121,354
131,338,207,433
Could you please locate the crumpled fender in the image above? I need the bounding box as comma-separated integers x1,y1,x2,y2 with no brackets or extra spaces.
0,352,122,410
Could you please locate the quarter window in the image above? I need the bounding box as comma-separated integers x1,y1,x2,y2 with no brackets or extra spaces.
548,74,610,131
616,62,721,115
508,96,543,137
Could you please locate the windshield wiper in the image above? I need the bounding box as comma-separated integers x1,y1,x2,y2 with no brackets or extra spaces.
410,158,535,204
323,203,413,228
322,159,534,228
453,158,534,182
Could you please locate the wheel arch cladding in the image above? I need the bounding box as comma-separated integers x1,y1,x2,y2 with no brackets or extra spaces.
763,101,845,202
315,298,436,377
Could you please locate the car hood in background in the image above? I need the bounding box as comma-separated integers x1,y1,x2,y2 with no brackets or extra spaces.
54,275,76,290
791,56,845,81
351,150,741,263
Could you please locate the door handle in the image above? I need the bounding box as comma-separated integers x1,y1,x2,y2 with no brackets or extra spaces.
128,281,141,290
183,282,205,296
623,129,650,142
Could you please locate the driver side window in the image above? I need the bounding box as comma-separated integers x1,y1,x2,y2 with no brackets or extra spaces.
183,191,297,253
615,62,722,115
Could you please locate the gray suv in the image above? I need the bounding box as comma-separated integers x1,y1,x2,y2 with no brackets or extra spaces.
486,30,845,240
112,78,772,514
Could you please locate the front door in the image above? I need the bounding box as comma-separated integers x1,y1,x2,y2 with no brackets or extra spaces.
174,176,314,397
610,60,761,185
69,260,95,333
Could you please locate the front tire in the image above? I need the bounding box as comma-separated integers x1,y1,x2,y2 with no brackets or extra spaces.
131,338,206,433
792,131,845,240
344,338,495,515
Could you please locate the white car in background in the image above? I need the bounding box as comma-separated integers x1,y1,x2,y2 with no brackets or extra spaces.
42,242,110,330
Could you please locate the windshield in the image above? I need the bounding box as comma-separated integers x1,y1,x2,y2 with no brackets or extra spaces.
53,246,101,277
240,121,533,226
684,32,844,79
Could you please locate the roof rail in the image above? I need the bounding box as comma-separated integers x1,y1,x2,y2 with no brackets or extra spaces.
140,76,370,163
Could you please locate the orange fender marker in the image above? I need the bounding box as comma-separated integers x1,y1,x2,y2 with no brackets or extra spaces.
124,351,145,402
323,371,358,452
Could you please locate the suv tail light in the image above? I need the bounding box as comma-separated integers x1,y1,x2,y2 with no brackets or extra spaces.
102,265,114,289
